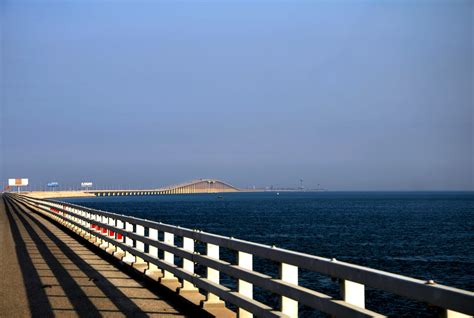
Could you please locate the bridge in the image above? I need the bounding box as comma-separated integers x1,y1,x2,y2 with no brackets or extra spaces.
25,179,241,199
1,193,473,318
90,179,240,197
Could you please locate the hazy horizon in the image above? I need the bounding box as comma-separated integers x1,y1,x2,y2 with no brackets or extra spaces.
1,0,473,191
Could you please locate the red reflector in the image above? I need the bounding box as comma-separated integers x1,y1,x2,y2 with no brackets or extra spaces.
102,228,107,233
91,224,96,229
117,233,123,240
109,230,115,237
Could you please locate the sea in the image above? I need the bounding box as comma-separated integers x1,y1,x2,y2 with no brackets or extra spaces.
63,191,474,317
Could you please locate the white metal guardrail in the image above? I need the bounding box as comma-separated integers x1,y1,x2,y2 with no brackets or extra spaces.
6,194,474,318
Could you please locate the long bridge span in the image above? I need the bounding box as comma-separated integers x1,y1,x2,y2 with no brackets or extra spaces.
90,179,240,197
22,179,242,199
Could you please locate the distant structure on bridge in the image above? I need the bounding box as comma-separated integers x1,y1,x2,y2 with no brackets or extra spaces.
90,179,240,197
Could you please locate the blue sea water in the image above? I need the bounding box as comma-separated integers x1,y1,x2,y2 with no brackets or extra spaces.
64,192,474,317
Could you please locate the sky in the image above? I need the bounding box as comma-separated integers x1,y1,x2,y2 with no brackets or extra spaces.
1,0,473,191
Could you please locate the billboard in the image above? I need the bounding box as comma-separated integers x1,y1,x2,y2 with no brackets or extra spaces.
8,178,29,186
81,182,93,188
47,182,60,187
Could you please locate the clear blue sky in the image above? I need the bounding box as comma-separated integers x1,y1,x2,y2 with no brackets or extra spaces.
1,0,472,190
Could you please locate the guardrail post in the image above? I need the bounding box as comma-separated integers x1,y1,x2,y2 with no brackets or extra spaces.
72,208,79,233
99,216,109,249
134,224,148,272
78,210,84,233
136,225,145,252
442,310,471,318
179,237,198,293
116,219,124,242
86,212,95,240
84,211,90,234
72,208,78,227
92,214,101,245
64,206,71,227
202,243,223,308
58,206,65,224
280,263,298,317
102,216,108,234
108,217,115,237
123,221,136,263
68,207,74,228
113,219,125,260
75,211,81,232
162,232,176,280
146,228,162,281
105,217,116,254
79,210,87,235
69,208,77,231
340,279,365,308
83,211,90,239
238,251,253,318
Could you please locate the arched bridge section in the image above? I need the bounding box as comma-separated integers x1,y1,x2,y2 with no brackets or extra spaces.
90,179,240,197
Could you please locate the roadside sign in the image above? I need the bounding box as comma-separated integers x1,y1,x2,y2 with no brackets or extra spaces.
81,182,93,188
8,178,29,186
47,182,60,187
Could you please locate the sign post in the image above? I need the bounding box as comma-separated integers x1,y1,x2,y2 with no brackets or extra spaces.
8,178,29,193
47,182,60,191
81,182,93,190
